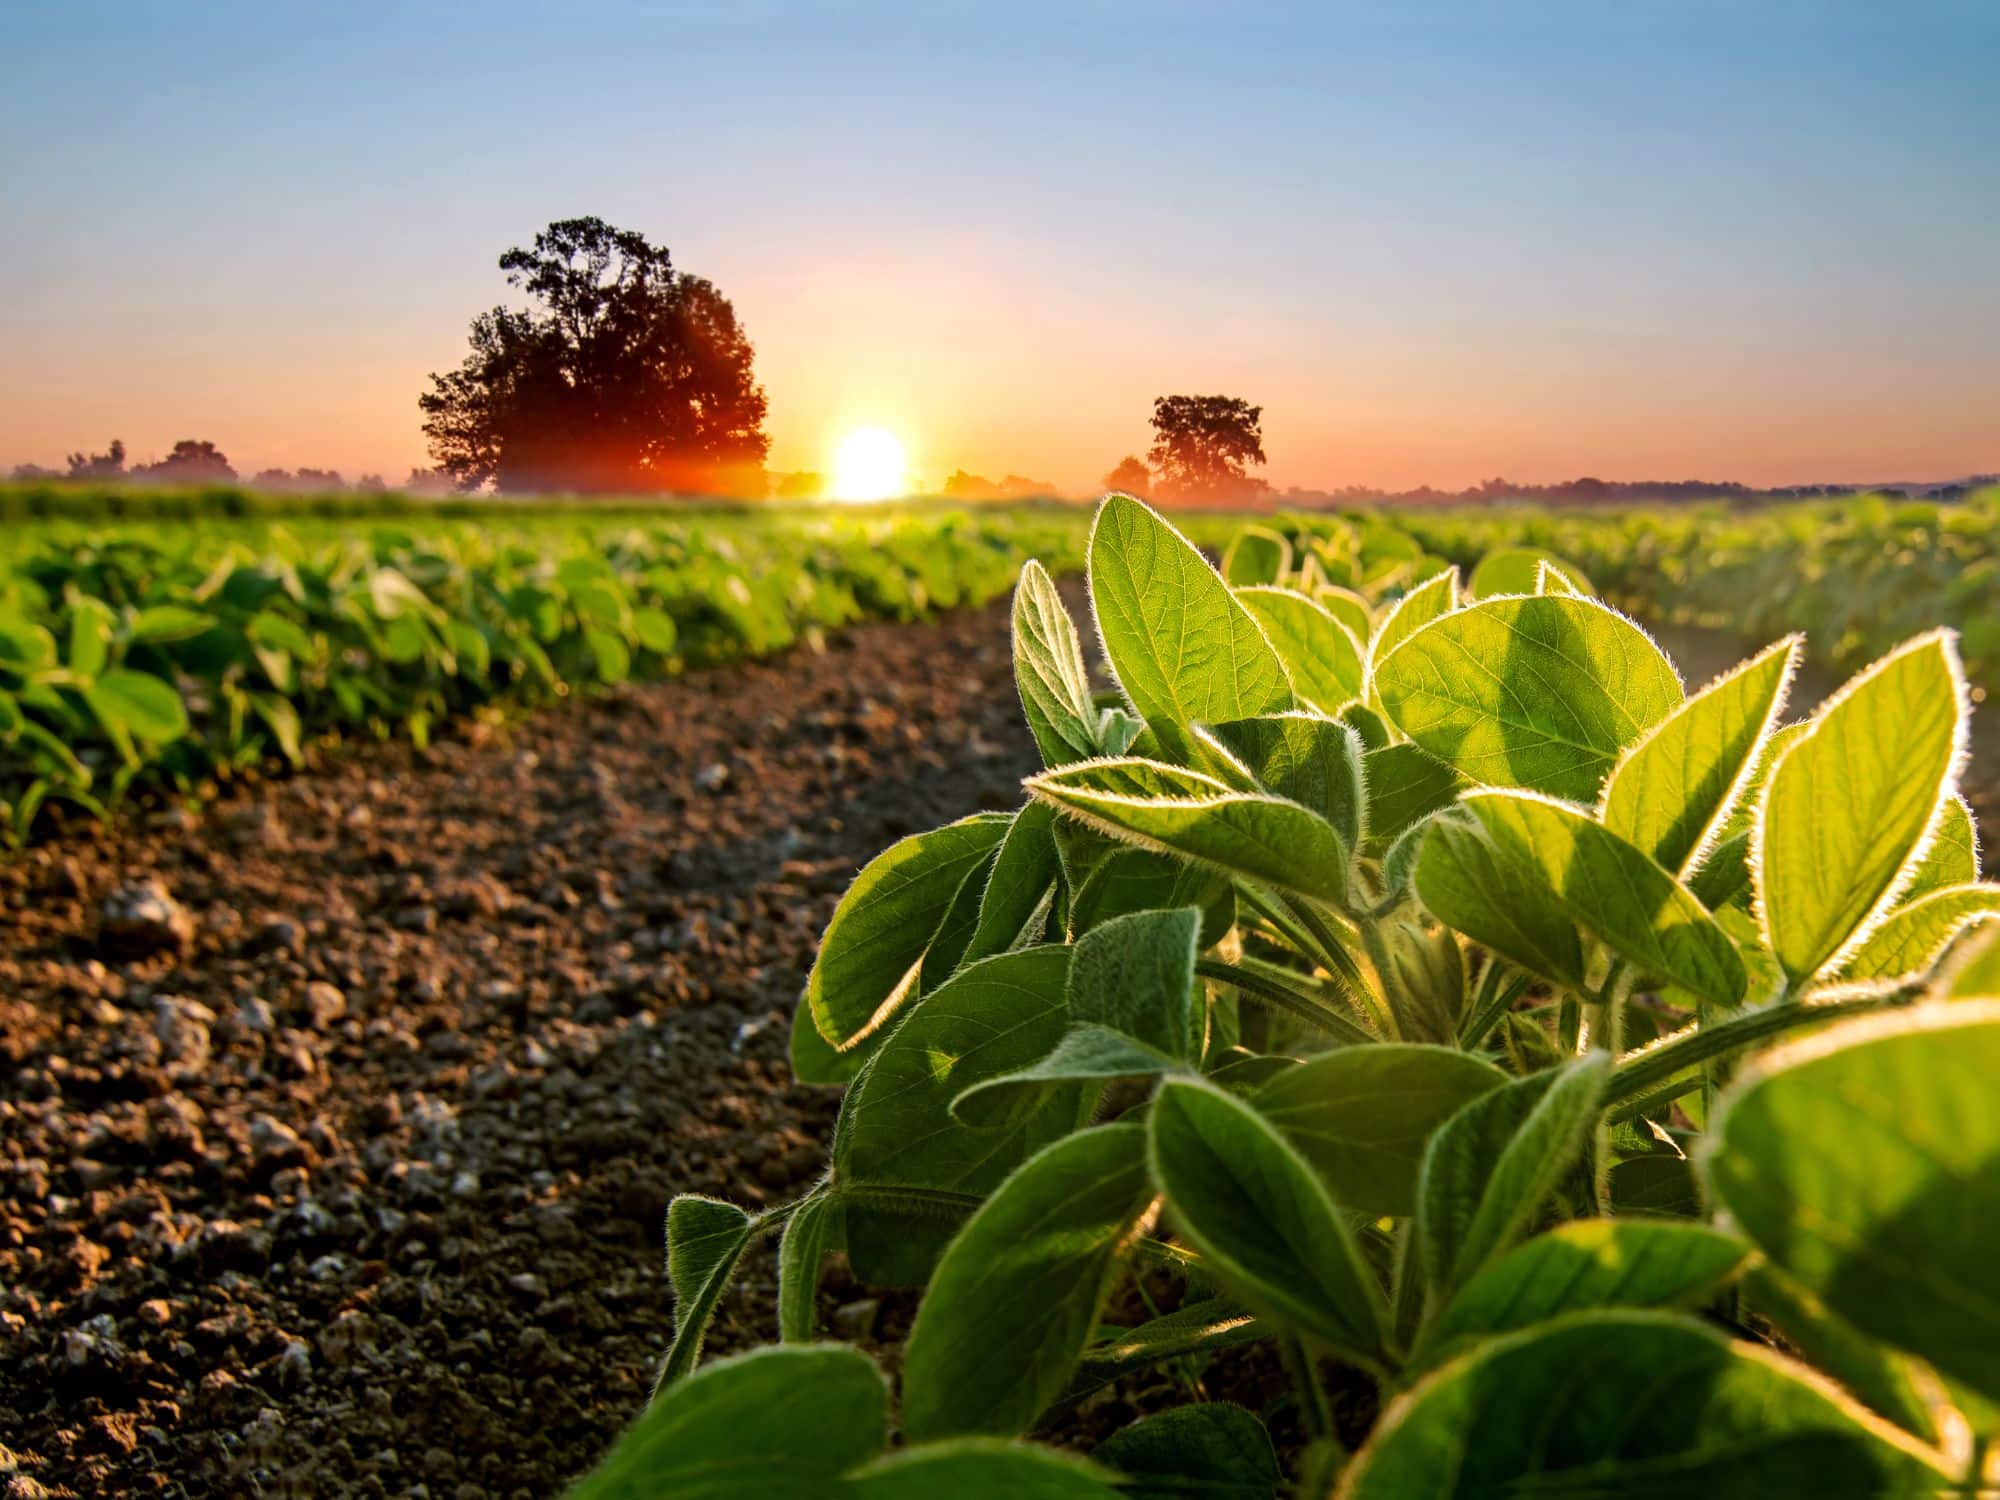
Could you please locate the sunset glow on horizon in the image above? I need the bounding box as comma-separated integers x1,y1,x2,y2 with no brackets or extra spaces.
1,4,1994,495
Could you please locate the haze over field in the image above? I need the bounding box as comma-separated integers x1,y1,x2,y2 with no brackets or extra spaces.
2,1,1995,494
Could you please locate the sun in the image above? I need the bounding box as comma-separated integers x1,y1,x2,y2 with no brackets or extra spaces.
831,427,909,501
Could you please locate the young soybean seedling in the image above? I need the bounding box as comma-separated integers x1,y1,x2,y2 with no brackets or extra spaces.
583,494,1996,1498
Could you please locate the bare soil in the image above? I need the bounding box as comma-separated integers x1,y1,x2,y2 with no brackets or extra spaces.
1,598,1051,1498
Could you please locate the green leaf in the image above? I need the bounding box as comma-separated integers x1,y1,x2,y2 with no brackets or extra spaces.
1601,636,1798,877
1413,813,1586,990
1073,1297,1265,1394
1094,1405,1279,1500
633,605,679,654
1221,526,1291,587
1467,547,1593,600
1314,586,1373,643
776,1188,834,1342
919,843,1005,1000
804,813,1011,1051
903,1123,1155,1441
1338,1312,1950,1498
1423,1221,1749,1356
571,1344,886,1499
1361,742,1465,853
1198,713,1364,853
838,948,1083,1283
1088,495,1292,762
1234,586,1364,714
1366,568,1456,688
83,670,189,752
1069,848,1235,949
1028,759,1349,908
1147,1078,1386,1360
1373,595,1682,803
953,1024,1179,1127
1418,1055,1610,1300
1941,924,2000,997
1702,1000,2000,1403
1756,633,1966,989
1068,906,1203,1059
657,1195,754,1389
67,596,115,678
962,801,1061,967
1458,792,1747,1008
848,1440,1122,1498
1900,795,1979,903
127,603,215,645
1252,1045,1507,1216
1014,558,1101,768
1836,882,2000,982
585,626,631,683
1744,1261,1942,1442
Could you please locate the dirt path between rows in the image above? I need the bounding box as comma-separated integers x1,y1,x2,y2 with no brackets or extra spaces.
5,603,1992,1499
2,597,1045,1498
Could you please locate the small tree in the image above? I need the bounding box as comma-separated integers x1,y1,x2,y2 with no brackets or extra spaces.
133,440,237,484
1147,395,1265,503
1103,456,1152,498
65,439,126,480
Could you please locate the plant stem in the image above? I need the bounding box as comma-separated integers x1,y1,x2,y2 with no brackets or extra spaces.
1195,957,1378,1045
1557,994,1581,1053
1280,1334,1334,1444
1604,991,1905,1120
1458,963,1532,1050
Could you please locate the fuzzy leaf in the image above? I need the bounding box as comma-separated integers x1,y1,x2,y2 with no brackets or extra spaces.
658,1196,754,1388
1899,795,1979,904
902,1124,1155,1441
1756,633,1965,989
775,1189,834,1343
572,1345,885,1498
1069,848,1235,949
1361,742,1465,853
1014,559,1101,768
1424,1221,1749,1355
1147,1078,1386,1359
953,1024,1179,1127
1222,526,1291,587
1702,1001,2000,1403
1366,568,1456,687
1460,792,1747,1008
1418,1055,1610,1299
1089,496,1292,761
1836,882,2000,982
1252,1045,1507,1216
1373,595,1681,804
848,1440,1122,1498
1234,586,1364,714
805,813,1011,1051
1029,760,1349,908
1199,713,1364,853
962,801,1061,966
1094,1405,1279,1499
1601,636,1797,877
1467,547,1593,600
1068,905,1203,1058
1413,813,1587,990
1337,1313,1949,1498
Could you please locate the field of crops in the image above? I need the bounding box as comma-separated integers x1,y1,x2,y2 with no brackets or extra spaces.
0,493,1106,842
4,484,1998,1496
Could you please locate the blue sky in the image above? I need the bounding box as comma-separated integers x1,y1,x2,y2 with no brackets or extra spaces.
2,1,1994,490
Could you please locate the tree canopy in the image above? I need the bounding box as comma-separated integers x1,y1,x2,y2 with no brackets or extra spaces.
419,218,770,496
1147,395,1265,503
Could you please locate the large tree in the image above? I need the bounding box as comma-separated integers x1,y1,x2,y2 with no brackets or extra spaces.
133,440,236,483
1147,395,1266,503
420,218,770,496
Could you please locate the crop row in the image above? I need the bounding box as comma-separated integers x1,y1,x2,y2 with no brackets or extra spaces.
0,506,1098,843
1385,486,2000,687
589,496,2000,1496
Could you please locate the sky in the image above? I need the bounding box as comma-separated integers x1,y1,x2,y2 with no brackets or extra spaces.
2,1,1995,494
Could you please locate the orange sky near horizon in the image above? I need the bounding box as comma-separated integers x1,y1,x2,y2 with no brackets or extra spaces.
3,5,1995,497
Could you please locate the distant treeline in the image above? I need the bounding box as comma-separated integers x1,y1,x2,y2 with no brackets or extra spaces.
1274,473,2000,508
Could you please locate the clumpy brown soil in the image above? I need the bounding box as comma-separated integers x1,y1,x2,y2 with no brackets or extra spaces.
0,598,1052,1497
